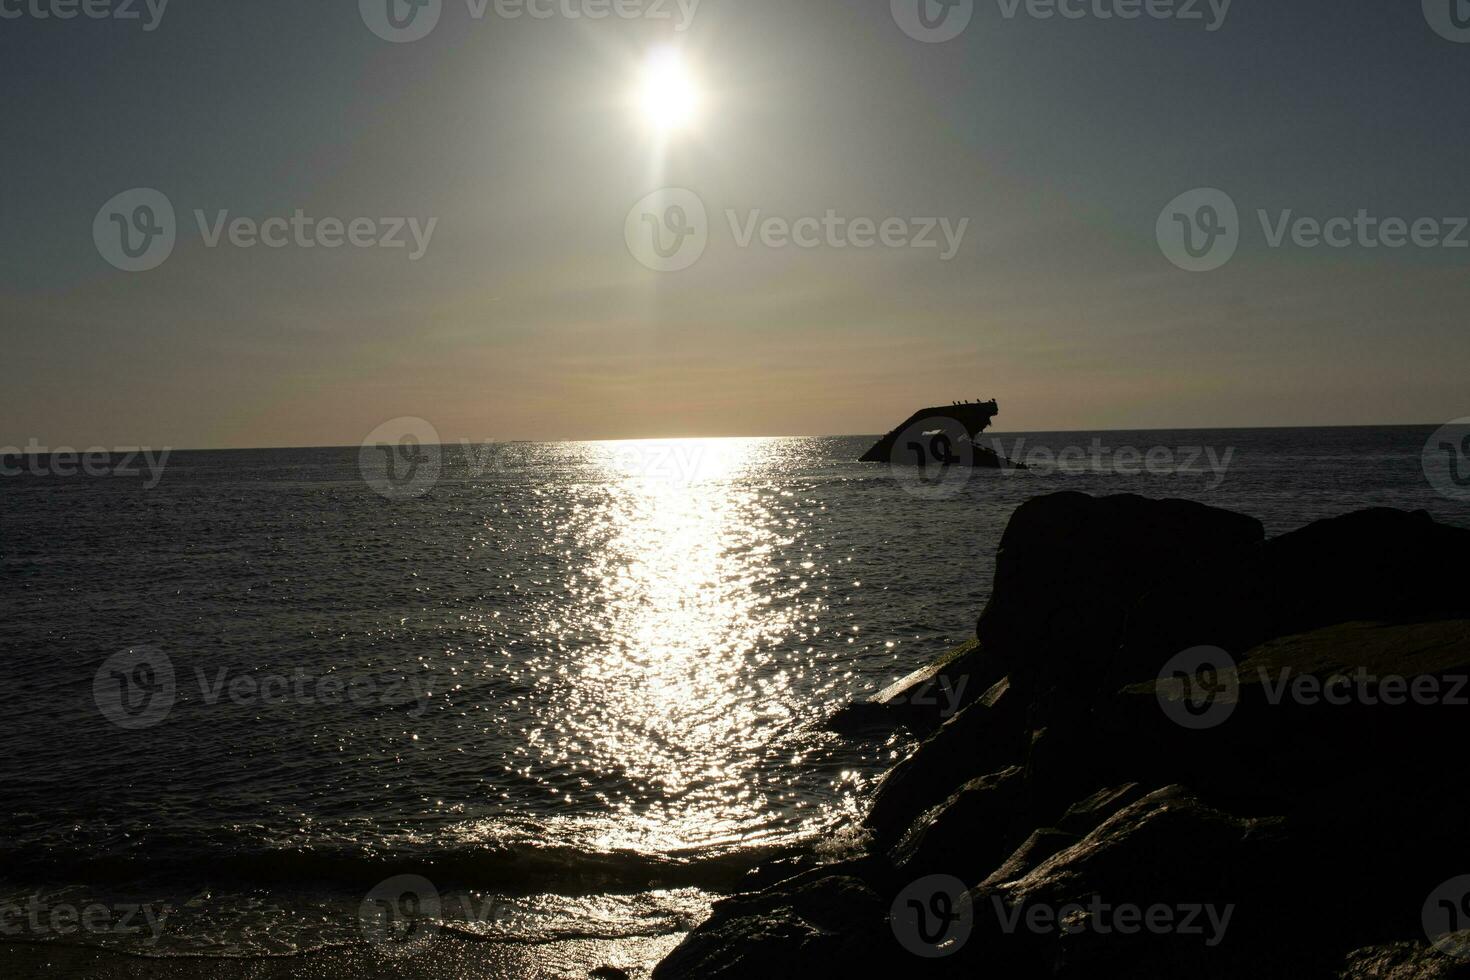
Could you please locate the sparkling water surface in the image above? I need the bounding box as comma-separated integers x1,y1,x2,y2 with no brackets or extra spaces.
3,427,1464,955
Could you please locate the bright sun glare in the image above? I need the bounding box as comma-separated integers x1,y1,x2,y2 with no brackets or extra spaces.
637,48,700,134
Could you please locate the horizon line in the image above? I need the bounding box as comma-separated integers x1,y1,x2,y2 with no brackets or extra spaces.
2,421,1447,456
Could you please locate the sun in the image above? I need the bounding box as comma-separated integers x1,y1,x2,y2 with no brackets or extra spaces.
637,48,700,134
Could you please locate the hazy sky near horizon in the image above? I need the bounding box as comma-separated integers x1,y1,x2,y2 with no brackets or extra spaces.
3,0,1469,448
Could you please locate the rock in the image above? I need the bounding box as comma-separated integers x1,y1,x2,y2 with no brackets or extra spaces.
656,496,1470,979
1239,618,1470,680
1340,942,1470,979
865,678,1027,846
1053,783,1149,837
888,765,1026,886
979,827,1078,889
1111,508,1470,691
995,786,1284,908
957,787,1305,978
976,492,1265,703
1105,618,1470,808
651,872,899,980
976,782,1152,888
590,968,631,980
821,699,901,735
825,638,1001,736
1100,618,1470,951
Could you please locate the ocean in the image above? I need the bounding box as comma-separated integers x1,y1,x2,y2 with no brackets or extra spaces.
3,426,1467,960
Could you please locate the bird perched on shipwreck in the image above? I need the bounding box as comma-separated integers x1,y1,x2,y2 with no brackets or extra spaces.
860,399,1026,469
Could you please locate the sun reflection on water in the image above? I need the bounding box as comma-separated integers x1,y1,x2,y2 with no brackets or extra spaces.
554,438,815,853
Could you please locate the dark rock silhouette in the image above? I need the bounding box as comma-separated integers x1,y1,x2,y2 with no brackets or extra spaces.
654,494,1470,980
652,866,892,979
977,491,1266,706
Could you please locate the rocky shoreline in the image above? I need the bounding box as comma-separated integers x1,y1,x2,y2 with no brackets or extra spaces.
652,492,1470,979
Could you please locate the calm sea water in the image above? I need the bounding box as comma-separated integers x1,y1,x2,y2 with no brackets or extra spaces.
3,426,1466,956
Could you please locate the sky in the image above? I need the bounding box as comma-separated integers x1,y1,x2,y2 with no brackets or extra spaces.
2,0,1469,448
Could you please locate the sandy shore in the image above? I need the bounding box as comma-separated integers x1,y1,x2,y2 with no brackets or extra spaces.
0,933,683,980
